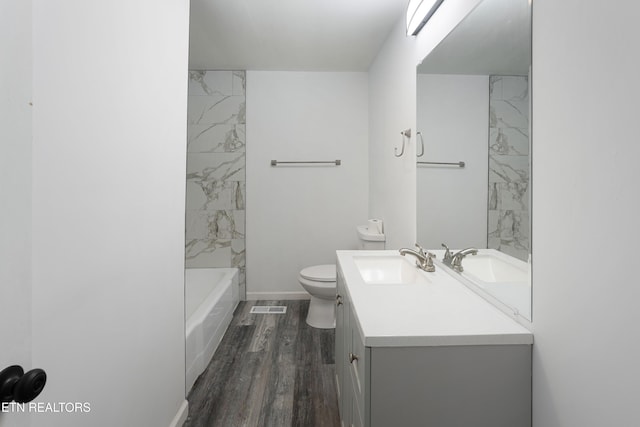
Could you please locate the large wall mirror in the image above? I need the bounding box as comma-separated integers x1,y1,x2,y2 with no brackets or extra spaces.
416,0,532,321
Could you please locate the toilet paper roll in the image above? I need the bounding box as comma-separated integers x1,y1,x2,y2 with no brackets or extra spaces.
368,219,383,234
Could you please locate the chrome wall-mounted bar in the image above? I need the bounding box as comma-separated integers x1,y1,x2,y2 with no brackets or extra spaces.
270,160,341,166
418,161,465,168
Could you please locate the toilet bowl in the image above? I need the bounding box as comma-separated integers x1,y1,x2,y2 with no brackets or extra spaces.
299,264,337,329
299,223,386,329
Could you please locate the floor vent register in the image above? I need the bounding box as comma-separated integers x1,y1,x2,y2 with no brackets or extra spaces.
250,306,287,314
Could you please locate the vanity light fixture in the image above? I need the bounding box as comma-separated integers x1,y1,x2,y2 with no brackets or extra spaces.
406,0,445,36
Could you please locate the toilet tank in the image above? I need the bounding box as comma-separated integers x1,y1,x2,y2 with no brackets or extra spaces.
356,225,385,250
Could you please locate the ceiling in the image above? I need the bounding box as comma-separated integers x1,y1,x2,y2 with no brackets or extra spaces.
188,0,407,71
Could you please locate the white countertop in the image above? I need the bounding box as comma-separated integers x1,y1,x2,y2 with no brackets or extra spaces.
337,250,533,347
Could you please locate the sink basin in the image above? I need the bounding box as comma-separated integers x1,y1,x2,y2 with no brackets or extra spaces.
460,253,529,284
353,255,431,285
431,248,531,320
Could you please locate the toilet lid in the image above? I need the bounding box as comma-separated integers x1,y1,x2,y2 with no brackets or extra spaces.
300,264,336,282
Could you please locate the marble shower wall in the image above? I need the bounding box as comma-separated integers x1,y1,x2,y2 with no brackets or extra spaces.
488,75,530,261
186,70,246,294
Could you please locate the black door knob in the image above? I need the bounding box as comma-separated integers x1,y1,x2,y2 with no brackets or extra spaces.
14,369,47,403
0,365,47,404
0,365,23,403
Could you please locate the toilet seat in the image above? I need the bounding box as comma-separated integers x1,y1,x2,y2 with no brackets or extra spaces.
299,264,336,282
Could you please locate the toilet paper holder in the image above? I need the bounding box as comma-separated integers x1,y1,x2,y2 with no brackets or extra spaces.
0,365,47,404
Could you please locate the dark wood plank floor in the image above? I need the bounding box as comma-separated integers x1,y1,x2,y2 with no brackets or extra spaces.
184,300,340,427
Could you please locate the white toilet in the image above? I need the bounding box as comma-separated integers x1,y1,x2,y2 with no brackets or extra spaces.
299,224,385,329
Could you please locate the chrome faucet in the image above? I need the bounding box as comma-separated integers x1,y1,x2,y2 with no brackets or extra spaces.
441,243,478,272
399,243,436,272
441,243,453,265
452,248,478,272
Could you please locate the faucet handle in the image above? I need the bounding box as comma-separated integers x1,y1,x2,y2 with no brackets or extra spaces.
441,243,452,262
414,243,426,257
424,251,436,272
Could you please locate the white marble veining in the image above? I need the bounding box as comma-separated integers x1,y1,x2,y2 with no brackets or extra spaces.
185,239,232,266
187,152,245,182
489,75,529,128
489,155,529,184
186,180,234,211
189,70,233,96
490,99,529,129
187,95,245,126
186,71,246,291
188,123,245,153
231,240,245,268
490,128,529,156
488,210,530,260
338,250,533,347
189,70,246,97
488,75,530,261
186,152,245,214
186,210,245,240
232,71,245,96
489,181,529,211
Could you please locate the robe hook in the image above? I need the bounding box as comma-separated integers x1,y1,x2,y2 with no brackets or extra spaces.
395,129,412,157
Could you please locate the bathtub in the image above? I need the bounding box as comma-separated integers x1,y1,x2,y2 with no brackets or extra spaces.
185,268,239,393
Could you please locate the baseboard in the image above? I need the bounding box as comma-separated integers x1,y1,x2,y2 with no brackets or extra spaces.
169,400,188,427
246,291,310,301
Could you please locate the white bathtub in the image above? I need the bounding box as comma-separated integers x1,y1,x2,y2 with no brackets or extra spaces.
185,268,239,393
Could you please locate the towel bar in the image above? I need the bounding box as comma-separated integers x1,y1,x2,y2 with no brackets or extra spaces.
270,160,341,166
417,161,465,167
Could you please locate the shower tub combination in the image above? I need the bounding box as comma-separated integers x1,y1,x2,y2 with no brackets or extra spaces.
185,268,239,392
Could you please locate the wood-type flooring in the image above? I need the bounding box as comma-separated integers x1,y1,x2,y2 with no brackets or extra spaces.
184,300,340,427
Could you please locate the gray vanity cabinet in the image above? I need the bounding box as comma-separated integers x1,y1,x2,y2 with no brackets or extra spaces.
335,269,346,423
336,266,369,427
336,266,532,427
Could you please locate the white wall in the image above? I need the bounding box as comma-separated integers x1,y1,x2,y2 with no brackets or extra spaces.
532,1,640,426
30,1,189,426
368,19,417,250
0,1,32,426
246,71,369,298
416,74,488,249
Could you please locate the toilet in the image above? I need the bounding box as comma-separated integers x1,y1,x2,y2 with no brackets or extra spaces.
299,224,385,329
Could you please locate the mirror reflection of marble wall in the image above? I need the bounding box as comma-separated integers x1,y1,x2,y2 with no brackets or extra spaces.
488,75,530,261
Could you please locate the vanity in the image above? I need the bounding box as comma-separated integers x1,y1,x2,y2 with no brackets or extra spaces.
337,0,535,423
335,250,533,427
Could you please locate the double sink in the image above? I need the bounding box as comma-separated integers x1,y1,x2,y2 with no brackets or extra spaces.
354,248,528,285
352,248,531,319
